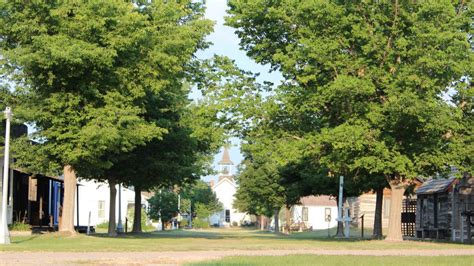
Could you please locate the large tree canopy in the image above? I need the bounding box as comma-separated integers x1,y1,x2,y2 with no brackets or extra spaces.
0,1,213,233
227,0,473,240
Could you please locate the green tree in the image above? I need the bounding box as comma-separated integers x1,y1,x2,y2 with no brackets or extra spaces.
227,1,473,241
147,189,178,230
235,159,286,232
180,180,223,220
1,1,213,234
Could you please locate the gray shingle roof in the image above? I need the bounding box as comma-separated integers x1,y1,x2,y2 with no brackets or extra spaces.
416,177,456,195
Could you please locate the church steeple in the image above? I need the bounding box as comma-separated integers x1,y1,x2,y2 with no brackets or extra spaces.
218,146,234,180
218,146,233,165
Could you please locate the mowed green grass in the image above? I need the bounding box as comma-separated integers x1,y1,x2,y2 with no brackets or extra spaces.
0,228,471,252
188,255,474,266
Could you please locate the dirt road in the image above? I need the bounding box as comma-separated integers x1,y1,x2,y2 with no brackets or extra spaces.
1,249,474,265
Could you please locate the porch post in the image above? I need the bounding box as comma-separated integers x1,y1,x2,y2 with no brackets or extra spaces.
0,107,12,244
451,185,456,241
76,184,79,228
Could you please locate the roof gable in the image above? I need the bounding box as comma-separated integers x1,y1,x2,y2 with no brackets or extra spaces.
416,178,457,195
212,177,237,190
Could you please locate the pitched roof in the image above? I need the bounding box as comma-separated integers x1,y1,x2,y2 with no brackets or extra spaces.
299,195,337,207
218,146,233,165
212,175,236,190
416,177,457,195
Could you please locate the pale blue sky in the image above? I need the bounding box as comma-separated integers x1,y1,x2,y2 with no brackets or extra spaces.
197,0,283,181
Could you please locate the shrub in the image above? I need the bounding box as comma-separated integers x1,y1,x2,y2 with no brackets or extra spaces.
180,219,189,228
8,222,31,231
232,221,238,227
142,224,156,232
193,218,210,229
96,221,109,229
241,221,256,227
127,207,149,231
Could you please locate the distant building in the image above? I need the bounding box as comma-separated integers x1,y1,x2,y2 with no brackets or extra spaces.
291,195,338,230
209,147,252,227
74,180,150,230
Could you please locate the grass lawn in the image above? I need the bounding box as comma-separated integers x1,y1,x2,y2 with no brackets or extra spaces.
188,255,474,266
1,228,472,252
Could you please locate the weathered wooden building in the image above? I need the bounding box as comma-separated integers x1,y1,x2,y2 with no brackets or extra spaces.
348,178,422,237
416,175,474,243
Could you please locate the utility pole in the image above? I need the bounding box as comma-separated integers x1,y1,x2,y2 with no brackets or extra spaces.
177,194,181,229
117,184,123,233
0,107,12,244
335,175,344,238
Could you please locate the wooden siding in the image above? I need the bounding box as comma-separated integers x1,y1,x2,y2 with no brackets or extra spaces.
348,193,390,228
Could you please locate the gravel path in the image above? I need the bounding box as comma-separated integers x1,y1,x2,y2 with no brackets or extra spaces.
1,249,474,265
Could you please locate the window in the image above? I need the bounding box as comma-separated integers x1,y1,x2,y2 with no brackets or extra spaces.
325,208,332,222
98,200,105,219
302,207,309,221
383,198,391,218
225,209,230,223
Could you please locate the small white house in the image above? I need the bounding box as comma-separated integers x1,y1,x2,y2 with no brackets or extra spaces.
209,147,252,227
74,180,148,229
291,195,338,230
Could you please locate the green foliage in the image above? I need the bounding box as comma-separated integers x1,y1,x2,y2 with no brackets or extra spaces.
96,221,109,229
8,222,31,232
195,202,213,220
127,207,149,231
0,1,214,182
234,160,285,217
147,189,178,225
180,218,189,228
181,180,223,216
192,218,210,229
225,1,473,188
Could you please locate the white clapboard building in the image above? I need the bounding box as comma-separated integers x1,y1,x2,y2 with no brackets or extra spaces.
74,180,149,229
291,195,338,230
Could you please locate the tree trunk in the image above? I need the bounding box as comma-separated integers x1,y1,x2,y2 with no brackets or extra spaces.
132,187,142,233
285,206,291,234
335,196,344,237
386,179,406,241
260,215,265,230
274,208,280,233
372,187,384,239
59,165,76,234
108,179,117,237
336,220,344,237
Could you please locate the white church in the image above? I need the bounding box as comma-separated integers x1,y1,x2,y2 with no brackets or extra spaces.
209,147,253,227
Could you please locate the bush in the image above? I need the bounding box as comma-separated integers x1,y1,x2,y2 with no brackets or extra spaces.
96,221,109,229
180,219,189,228
8,222,31,231
142,224,156,232
193,218,210,229
232,221,238,227
241,221,256,227
127,207,149,231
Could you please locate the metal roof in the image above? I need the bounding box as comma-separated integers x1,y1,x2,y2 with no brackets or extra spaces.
416,177,456,195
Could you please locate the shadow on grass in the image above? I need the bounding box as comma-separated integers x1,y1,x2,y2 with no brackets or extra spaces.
11,235,40,244
88,228,371,242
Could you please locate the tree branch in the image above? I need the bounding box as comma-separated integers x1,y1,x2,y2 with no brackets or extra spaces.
380,0,399,68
